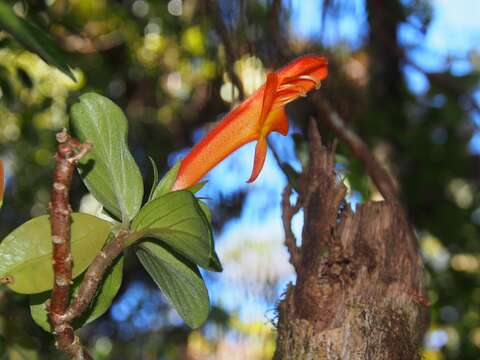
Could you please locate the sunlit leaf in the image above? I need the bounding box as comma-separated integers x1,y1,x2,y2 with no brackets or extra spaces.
0,2,74,80
0,213,112,294
130,191,220,271
71,93,144,223
30,255,124,332
136,241,209,329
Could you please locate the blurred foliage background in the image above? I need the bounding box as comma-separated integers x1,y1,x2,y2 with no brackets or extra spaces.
0,0,479,359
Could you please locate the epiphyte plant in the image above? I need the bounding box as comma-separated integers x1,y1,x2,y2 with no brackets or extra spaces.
0,55,328,357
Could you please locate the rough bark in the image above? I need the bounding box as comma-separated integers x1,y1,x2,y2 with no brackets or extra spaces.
274,126,427,359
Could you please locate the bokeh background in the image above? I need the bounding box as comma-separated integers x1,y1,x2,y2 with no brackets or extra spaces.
0,0,479,359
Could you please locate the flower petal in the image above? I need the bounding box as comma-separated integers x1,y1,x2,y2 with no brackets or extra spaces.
172,55,328,190
278,55,328,81
247,136,267,183
266,107,289,136
259,72,279,128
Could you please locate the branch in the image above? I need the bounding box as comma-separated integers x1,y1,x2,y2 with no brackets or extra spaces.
316,100,399,202
281,185,301,270
267,0,292,63
60,229,129,323
49,129,92,360
267,139,301,191
279,120,333,271
406,58,480,115
205,0,245,99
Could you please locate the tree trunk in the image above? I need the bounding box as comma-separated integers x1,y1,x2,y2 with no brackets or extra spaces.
274,129,427,359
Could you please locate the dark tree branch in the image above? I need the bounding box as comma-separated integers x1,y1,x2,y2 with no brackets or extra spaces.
267,0,292,64
205,0,245,99
406,57,480,115
267,139,301,190
281,185,301,270
49,129,92,360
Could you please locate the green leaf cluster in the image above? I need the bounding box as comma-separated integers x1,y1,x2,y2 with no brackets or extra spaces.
0,92,221,332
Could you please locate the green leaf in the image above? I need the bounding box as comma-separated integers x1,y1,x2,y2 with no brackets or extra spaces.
151,161,180,200
71,93,144,223
209,251,222,272
0,213,112,294
197,200,222,272
198,200,212,223
0,2,74,80
147,156,159,202
30,255,124,332
136,241,209,329
151,161,207,200
130,191,215,270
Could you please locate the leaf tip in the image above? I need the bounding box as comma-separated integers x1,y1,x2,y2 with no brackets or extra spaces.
65,66,77,82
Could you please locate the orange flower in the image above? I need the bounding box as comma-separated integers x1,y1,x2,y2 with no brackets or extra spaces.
172,55,328,191
0,160,4,208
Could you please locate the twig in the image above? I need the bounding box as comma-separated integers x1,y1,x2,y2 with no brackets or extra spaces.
278,120,332,270
406,58,480,115
267,0,291,63
205,0,245,99
60,229,129,322
267,139,301,191
49,129,92,360
267,138,283,170
281,185,301,270
316,99,398,202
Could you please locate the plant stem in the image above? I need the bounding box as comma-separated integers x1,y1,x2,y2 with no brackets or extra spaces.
61,229,129,322
49,129,92,360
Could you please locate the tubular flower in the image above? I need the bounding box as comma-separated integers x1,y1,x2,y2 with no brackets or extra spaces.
172,55,328,191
